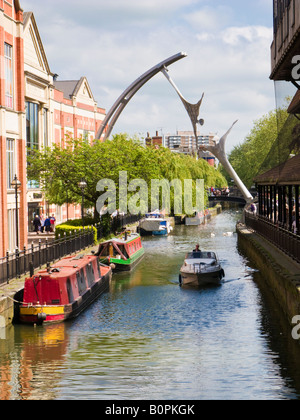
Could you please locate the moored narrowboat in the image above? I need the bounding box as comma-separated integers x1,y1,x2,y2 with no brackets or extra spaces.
19,253,112,325
95,232,144,272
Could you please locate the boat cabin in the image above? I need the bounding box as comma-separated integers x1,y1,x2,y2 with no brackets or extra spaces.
23,254,105,307
96,233,143,260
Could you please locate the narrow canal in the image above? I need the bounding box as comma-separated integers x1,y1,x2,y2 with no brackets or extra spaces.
1,209,300,400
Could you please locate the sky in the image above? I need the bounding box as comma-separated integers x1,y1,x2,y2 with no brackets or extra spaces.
21,0,276,152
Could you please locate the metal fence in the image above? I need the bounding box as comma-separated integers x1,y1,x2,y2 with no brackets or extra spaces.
0,228,95,285
245,212,300,264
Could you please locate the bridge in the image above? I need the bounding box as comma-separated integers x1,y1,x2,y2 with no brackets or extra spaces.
208,196,247,205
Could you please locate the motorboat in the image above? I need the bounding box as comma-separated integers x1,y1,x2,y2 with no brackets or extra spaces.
179,250,225,287
19,253,112,325
95,231,145,272
138,210,172,236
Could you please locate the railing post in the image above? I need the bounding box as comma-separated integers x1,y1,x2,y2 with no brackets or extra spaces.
15,248,20,279
23,245,27,274
6,251,10,284
46,238,49,266
39,239,42,268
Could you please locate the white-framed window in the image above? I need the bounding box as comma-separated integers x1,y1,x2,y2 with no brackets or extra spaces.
6,138,15,189
4,43,13,109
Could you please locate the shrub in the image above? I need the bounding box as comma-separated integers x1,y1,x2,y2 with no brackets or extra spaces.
55,220,98,243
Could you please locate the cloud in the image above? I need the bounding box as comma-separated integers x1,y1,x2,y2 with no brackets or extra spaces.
222,26,273,46
21,0,275,152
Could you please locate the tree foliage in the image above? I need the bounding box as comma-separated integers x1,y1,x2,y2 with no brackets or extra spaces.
221,108,289,189
28,133,227,219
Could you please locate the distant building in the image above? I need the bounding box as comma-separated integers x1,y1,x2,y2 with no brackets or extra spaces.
165,131,216,166
145,131,163,147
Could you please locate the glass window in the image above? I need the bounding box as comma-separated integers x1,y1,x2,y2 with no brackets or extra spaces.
26,102,39,152
4,43,13,109
26,102,40,189
6,139,15,189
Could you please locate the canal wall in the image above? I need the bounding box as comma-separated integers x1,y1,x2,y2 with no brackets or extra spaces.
237,222,300,324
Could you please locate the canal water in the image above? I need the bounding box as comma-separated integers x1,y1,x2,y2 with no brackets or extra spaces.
1,209,300,400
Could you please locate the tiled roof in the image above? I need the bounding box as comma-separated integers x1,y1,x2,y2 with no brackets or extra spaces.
53,80,81,100
254,154,300,185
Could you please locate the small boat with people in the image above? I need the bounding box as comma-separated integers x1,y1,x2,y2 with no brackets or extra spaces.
179,245,225,287
19,253,112,325
95,231,145,272
138,210,172,236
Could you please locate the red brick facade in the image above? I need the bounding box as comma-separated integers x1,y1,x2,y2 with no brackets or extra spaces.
0,0,27,256
0,2,106,256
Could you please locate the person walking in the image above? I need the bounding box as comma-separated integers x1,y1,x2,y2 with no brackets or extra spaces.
33,215,41,234
44,216,51,233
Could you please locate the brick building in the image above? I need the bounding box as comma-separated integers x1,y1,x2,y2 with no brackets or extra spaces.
0,3,106,256
0,0,27,256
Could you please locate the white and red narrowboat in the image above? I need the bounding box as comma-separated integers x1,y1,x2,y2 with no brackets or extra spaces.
19,253,112,325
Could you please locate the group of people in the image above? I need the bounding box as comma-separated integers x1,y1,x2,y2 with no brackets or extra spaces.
32,214,56,234
209,186,230,197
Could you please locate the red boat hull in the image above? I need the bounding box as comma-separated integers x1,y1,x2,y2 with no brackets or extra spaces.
19,254,112,325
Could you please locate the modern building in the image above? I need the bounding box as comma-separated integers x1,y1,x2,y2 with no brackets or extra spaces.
0,3,106,256
248,0,300,262
165,131,216,166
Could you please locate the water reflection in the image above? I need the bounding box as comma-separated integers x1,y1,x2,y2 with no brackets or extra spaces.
0,324,68,400
1,210,300,400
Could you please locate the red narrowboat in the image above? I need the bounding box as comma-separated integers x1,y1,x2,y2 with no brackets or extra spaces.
19,253,112,325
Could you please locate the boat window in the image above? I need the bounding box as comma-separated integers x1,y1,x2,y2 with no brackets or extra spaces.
96,258,101,277
118,244,129,259
86,263,95,287
66,278,74,304
189,251,216,259
193,252,202,258
76,269,87,296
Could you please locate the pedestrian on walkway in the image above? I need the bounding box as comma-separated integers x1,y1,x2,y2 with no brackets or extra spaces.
33,215,41,234
44,216,51,233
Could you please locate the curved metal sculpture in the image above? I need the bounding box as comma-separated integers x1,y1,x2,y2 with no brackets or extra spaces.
161,67,204,150
96,52,187,141
202,121,253,203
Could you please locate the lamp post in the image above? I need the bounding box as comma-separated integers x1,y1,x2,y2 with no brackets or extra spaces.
11,175,21,249
78,178,87,229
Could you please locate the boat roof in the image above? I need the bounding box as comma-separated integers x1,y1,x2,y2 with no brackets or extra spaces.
101,233,141,245
31,254,97,278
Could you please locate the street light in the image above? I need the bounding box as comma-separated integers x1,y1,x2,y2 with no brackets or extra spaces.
78,178,87,229
11,175,21,249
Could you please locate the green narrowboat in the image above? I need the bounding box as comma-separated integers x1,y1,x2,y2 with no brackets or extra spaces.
95,232,145,272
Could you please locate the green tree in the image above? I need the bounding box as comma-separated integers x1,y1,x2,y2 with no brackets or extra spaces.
28,133,227,219
221,108,289,189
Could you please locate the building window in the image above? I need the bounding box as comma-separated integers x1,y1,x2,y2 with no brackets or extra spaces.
26,102,40,188
6,139,15,189
43,108,48,148
4,43,13,109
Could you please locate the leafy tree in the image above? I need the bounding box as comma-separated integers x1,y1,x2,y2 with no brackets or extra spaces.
221,108,289,189
28,133,227,219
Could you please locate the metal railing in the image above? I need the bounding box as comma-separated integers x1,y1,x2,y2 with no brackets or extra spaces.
245,212,300,264
0,228,95,285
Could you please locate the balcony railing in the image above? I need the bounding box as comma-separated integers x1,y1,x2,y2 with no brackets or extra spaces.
245,211,300,264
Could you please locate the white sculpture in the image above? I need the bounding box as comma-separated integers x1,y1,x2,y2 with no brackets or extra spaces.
202,121,253,203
